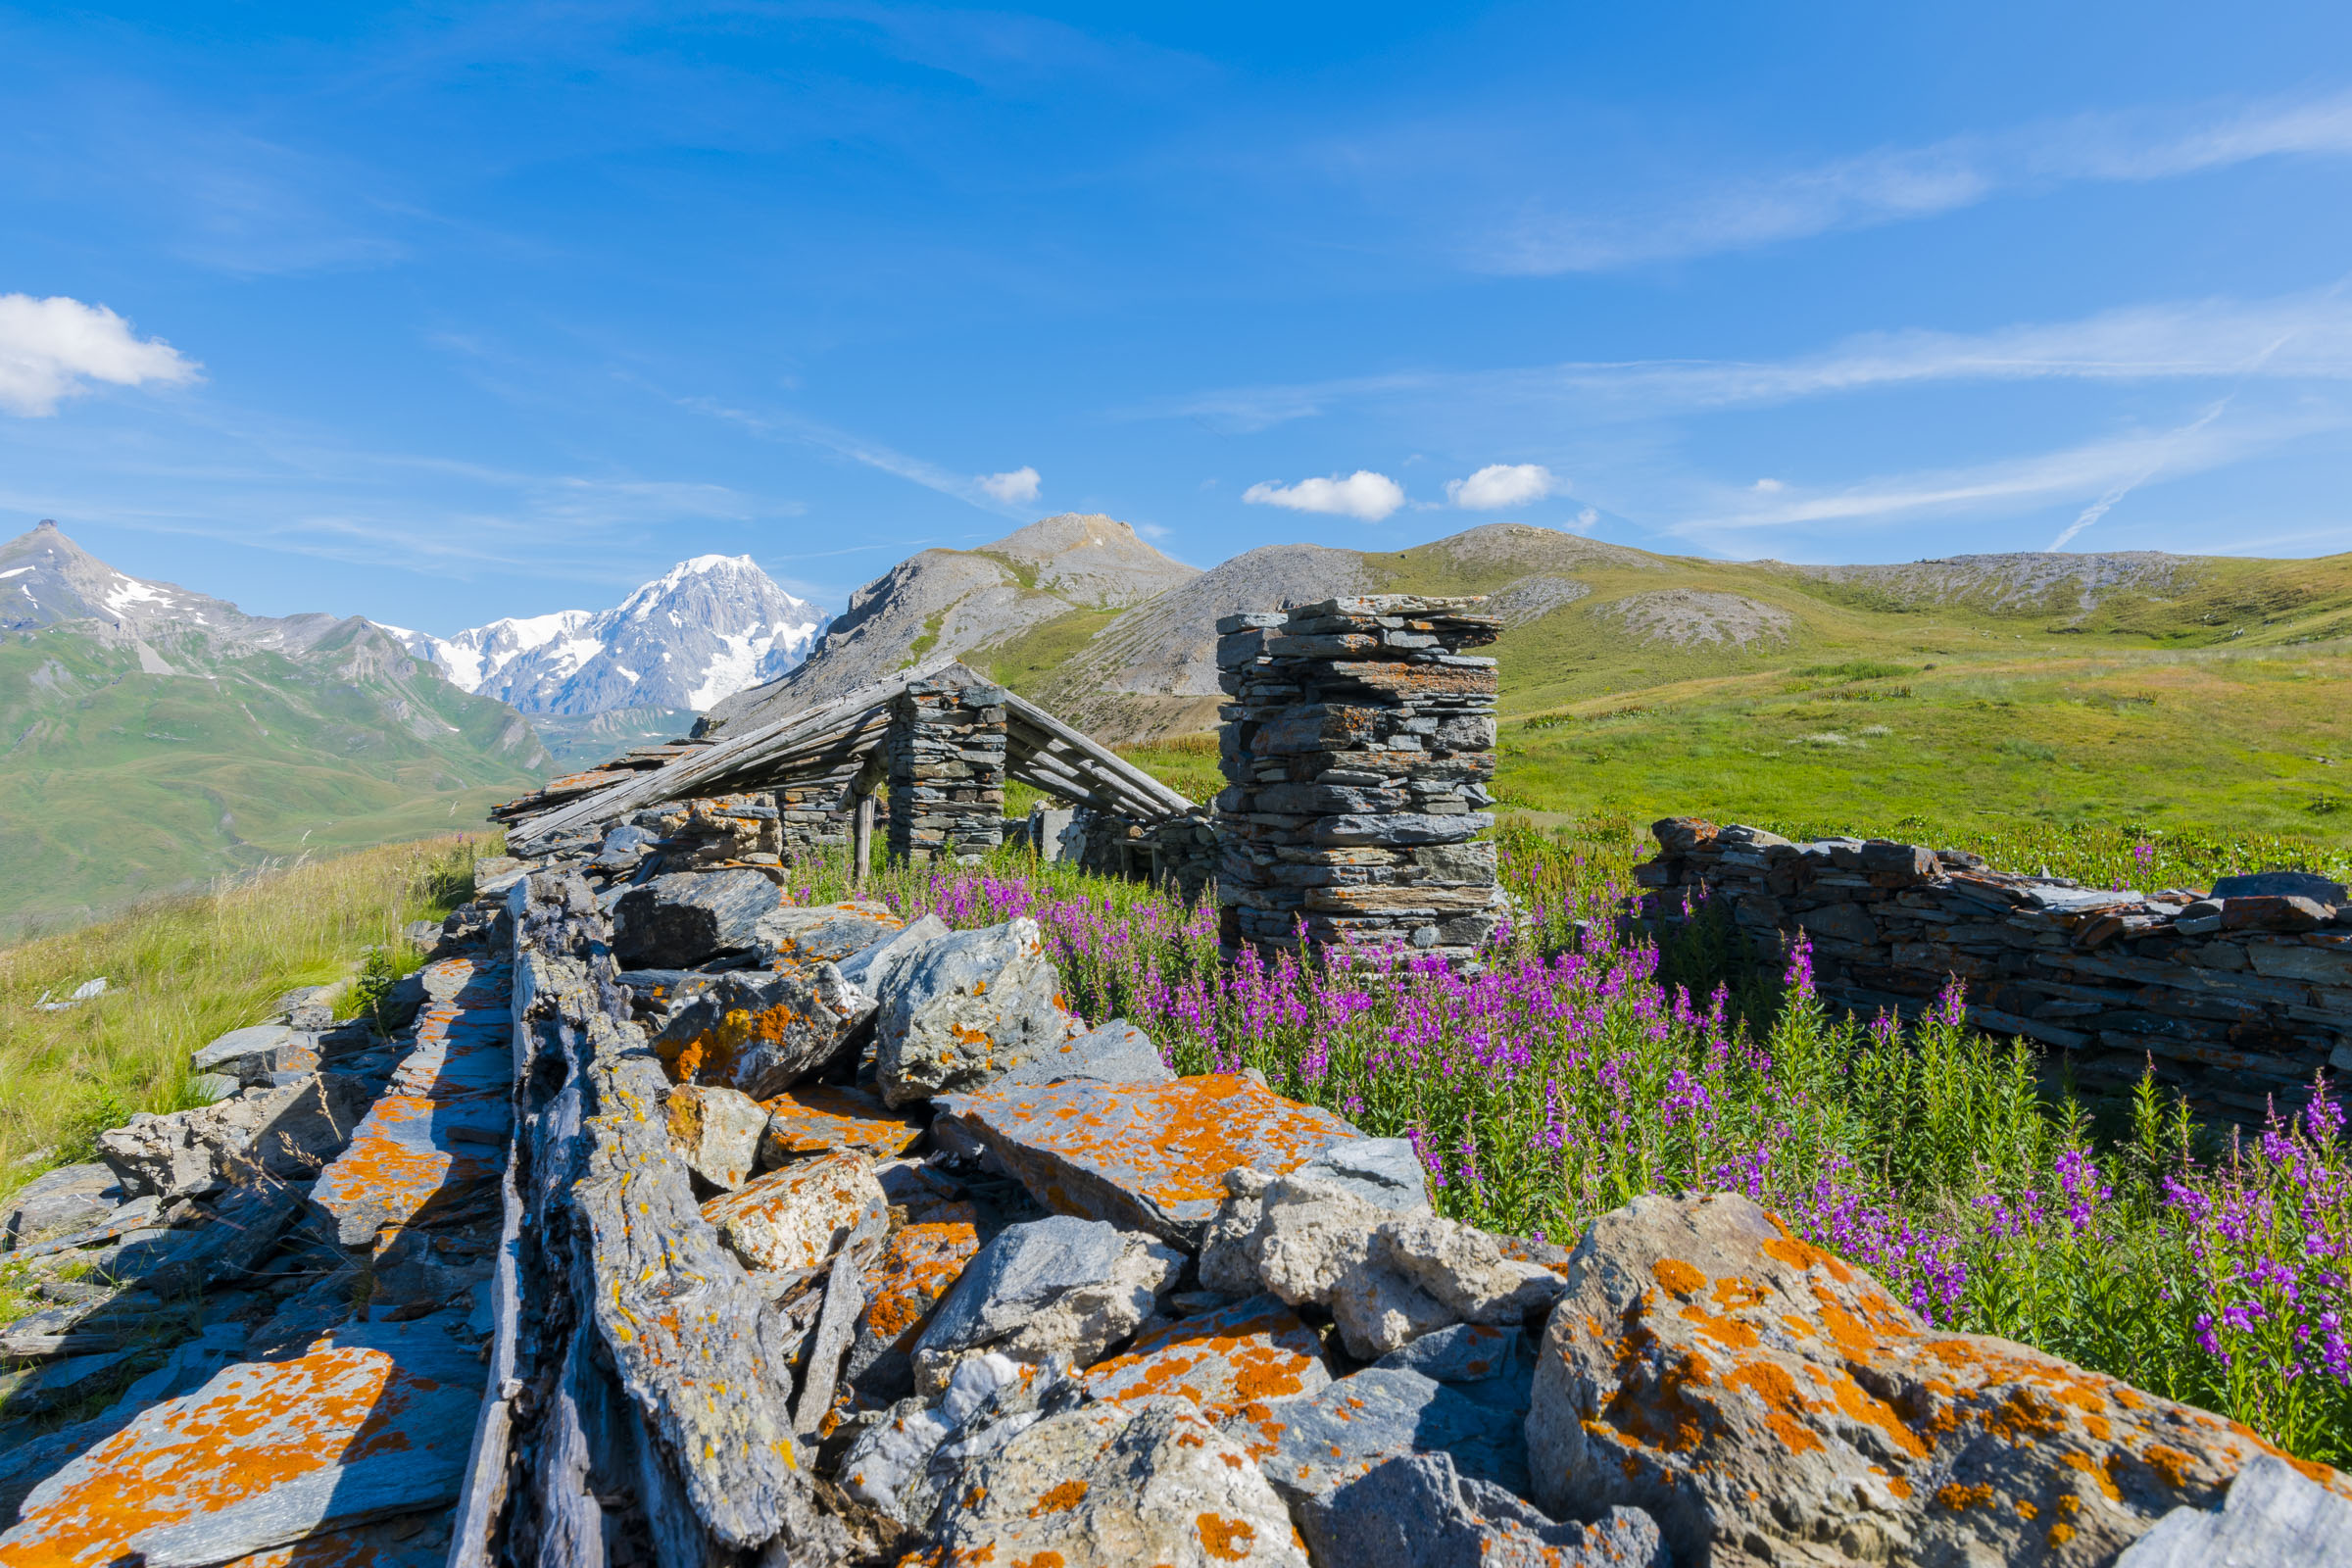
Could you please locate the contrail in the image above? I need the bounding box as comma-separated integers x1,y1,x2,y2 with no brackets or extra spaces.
2049,285,2343,551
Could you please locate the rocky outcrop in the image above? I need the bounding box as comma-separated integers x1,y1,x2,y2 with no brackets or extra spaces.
874,917,1081,1105
1524,1191,2349,1567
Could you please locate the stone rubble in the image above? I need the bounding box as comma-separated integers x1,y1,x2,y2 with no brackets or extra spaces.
1627,816,2352,1123
1214,595,1510,963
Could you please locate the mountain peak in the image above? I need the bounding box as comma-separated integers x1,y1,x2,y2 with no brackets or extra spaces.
398,555,826,715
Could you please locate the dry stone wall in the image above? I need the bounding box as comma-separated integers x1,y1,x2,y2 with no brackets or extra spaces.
889,677,1007,864
1213,596,1509,963
1624,816,2352,1124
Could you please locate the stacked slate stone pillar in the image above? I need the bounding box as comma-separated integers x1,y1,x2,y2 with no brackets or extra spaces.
1214,596,1507,963
887,678,1008,864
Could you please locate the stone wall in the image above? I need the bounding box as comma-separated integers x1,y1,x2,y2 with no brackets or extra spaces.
1213,596,1508,963
775,769,858,851
888,678,1007,864
1065,805,1219,903
1624,816,2352,1124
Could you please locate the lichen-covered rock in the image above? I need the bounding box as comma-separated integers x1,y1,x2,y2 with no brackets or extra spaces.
98,1075,371,1200
760,1084,926,1162
0,1314,482,1568
873,917,1080,1106
936,1075,1364,1247
927,1396,1309,1568
1081,1293,1329,1428
1239,1365,1528,1503
833,910,950,996
701,1151,886,1273
653,964,873,1100
840,1350,1067,1529
1301,1451,1668,1568
754,902,905,971
844,1211,986,1401
909,1214,1183,1396
610,868,779,968
664,1083,768,1189
1527,1191,2352,1568
2116,1453,2352,1567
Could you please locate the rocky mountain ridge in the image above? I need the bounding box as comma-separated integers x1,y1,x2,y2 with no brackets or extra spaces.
710,514,2346,747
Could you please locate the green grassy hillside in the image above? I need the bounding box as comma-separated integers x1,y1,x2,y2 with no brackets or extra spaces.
1110,534,2352,880
0,621,545,935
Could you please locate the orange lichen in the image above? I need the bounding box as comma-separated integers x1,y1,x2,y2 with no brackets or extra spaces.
1031,1481,1087,1516
1651,1258,1706,1298
2143,1445,2194,1490
1723,1361,1825,1456
1196,1516,1257,1562
1935,1482,1994,1510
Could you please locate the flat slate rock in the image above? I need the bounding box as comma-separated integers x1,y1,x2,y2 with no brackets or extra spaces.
1,1163,120,1250
1245,1365,1529,1504
2211,870,2347,906
0,1314,482,1568
754,903,905,970
701,1150,886,1273
310,958,513,1249
986,1017,1175,1092
936,1074,1365,1246
844,1208,984,1398
760,1084,926,1160
610,869,780,968
1302,1451,1668,1568
1082,1293,1330,1428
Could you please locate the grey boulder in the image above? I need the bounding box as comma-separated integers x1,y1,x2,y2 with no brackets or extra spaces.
875,916,1080,1106
610,869,780,968
928,1396,1307,1568
97,1076,370,1199
190,1024,318,1089
910,1214,1182,1396
1301,1451,1667,1568
833,911,950,996
1294,1136,1431,1211
1254,1366,1529,1509
755,903,907,972
2116,1454,2352,1567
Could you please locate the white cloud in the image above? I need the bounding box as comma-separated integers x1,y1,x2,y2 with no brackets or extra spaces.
1751,477,1785,493
1241,470,1405,521
978,466,1041,504
1573,507,1599,530
1446,463,1560,510
1485,89,2352,273
0,295,201,416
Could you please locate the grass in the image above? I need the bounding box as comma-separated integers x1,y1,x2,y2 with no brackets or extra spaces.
0,834,489,1193
775,832,2352,1464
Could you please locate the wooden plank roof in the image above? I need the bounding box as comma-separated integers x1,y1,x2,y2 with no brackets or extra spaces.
502,659,1193,852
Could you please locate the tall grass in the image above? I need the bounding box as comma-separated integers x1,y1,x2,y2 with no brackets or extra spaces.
0,836,487,1187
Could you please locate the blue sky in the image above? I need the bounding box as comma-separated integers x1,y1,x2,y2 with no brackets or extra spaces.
5,1,2352,632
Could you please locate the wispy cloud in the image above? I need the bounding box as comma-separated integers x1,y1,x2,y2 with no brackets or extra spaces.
684,397,1036,518
1155,287,2352,432
1673,407,2347,543
1484,89,2352,272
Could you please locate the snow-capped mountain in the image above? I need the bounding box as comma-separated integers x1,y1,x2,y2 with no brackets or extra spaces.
386,555,827,715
